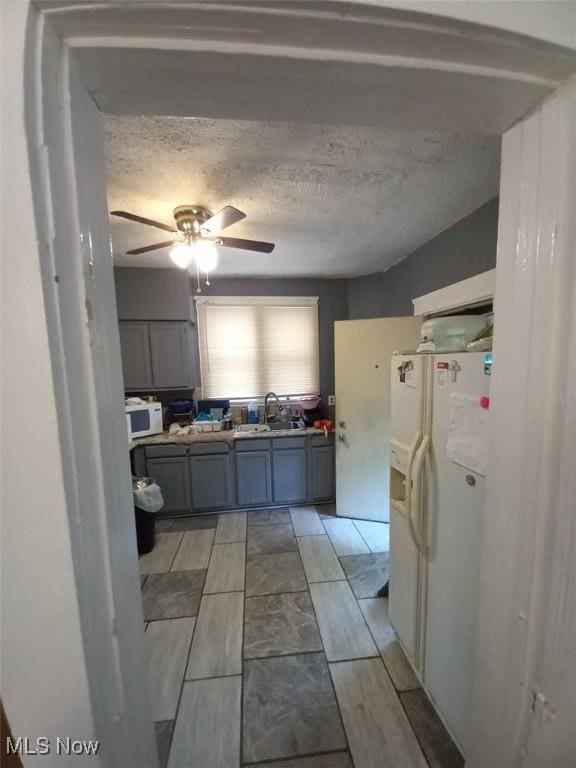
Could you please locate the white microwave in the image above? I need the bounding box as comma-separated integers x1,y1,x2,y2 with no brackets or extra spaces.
126,402,163,440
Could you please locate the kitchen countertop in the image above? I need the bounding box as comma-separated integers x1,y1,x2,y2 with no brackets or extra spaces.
130,427,329,450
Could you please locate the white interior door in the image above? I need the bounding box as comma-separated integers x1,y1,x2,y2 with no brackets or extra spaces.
334,317,422,521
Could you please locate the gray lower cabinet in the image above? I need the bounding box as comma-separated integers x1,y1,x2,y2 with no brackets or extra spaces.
311,445,335,501
146,456,191,513
272,449,307,503
236,451,272,507
189,454,232,510
139,434,335,516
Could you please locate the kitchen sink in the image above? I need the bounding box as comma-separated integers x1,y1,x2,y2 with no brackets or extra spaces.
267,421,303,431
235,422,305,434
235,424,270,433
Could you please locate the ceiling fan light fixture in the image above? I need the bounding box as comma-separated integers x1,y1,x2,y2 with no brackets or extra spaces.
111,203,275,261
194,240,219,274
169,242,193,269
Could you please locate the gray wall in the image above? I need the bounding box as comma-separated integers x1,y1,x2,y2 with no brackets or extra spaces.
348,197,498,318
114,269,349,400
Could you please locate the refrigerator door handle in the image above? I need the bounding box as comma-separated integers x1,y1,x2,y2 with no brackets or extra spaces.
404,431,422,520
409,433,431,556
422,447,434,552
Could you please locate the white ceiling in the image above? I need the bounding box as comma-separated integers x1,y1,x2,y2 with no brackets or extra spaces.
104,116,500,278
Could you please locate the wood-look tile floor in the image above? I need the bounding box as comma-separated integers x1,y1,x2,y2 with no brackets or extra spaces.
141,506,464,768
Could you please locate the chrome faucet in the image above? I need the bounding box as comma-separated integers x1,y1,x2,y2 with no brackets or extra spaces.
264,392,283,424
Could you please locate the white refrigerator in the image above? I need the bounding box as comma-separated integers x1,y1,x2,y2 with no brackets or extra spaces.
388,352,491,755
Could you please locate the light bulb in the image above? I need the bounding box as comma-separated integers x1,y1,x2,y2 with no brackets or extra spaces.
169,242,193,269
194,240,218,274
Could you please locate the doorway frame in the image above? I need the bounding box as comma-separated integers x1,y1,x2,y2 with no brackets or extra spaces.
6,2,576,765
411,269,496,316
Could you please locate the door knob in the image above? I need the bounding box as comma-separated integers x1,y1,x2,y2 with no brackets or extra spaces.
338,432,346,442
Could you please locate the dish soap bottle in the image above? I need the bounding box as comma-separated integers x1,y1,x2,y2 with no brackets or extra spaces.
248,401,259,425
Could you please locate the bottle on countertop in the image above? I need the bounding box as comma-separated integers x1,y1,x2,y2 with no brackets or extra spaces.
248,401,259,424
230,405,242,426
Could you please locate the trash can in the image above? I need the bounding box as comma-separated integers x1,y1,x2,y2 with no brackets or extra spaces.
133,477,164,555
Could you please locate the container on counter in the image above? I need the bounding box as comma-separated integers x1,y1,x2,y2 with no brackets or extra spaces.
167,399,196,426
248,401,259,424
197,399,230,420
169,399,195,415
191,419,223,433
299,395,324,427
229,405,242,427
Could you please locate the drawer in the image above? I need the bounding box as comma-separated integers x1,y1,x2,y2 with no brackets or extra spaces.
272,436,306,450
311,434,334,447
235,438,271,452
188,442,229,455
145,444,187,458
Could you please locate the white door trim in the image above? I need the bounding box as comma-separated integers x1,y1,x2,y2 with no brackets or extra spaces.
5,6,157,765
1,4,100,756
40,1,575,133
469,78,576,768
412,269,495,316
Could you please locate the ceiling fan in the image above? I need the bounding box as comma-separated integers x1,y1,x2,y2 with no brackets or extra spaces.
110,204,275,286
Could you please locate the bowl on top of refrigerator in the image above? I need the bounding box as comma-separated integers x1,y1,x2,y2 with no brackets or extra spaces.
417,316,487,353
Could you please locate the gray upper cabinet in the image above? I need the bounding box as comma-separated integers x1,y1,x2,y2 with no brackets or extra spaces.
236,451,272,507
311,445,335,501
119,322,153,389
119,320,198,390
149,322,193,389
272,449,307,504
189,453,232,510
146,456,191,513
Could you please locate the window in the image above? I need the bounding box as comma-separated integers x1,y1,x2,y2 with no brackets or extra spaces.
196,296,320,399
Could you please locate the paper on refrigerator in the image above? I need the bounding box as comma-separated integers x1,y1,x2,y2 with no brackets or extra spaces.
446,393,489,475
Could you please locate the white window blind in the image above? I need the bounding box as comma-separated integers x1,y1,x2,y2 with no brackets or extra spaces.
196,296,320,399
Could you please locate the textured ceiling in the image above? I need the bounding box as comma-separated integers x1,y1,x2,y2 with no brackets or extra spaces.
104,116,500,277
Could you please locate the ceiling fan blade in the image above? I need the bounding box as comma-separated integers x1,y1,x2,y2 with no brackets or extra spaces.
202,206,246,234
217,236,275,254
126,240,177,255
111,210,178,234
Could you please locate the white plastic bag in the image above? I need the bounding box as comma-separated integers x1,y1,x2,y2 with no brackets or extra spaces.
133,482,164,513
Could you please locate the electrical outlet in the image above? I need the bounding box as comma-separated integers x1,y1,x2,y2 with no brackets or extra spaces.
328,395,335,406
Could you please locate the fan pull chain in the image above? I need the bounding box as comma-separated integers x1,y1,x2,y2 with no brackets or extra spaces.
196,261,202,294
